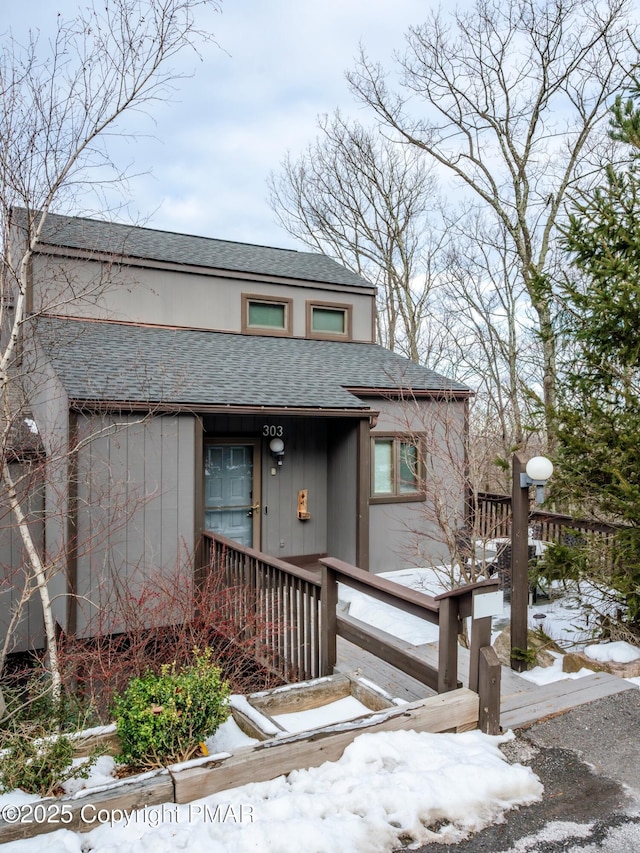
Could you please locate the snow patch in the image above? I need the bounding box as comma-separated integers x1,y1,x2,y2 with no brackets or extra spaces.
584,641,640,663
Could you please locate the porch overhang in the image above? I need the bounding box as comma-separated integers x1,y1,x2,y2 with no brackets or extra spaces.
68,399,379,420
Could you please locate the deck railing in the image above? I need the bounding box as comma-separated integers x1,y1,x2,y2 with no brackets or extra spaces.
203,532,322,683
203,532,502,734
475,492,625,570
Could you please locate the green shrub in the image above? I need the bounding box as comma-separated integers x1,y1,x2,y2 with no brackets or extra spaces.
113,647,230,769
0,730,103,797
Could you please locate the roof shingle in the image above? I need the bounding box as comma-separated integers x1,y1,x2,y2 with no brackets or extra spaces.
35,318,470,410
18,210,373,290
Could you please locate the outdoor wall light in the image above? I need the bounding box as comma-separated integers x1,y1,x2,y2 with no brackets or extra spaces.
269,437,285,466
520,455,554,503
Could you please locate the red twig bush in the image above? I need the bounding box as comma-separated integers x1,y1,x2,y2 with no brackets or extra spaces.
57,555,286,722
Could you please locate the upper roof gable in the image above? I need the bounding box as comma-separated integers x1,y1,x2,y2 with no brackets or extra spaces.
13,209,374,290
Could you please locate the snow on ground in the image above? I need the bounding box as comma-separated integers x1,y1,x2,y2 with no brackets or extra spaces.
2,565,639,852
584,640,640,663
60,756,120,796
205,717,259,754
272,696,372,734
2,730,543,853
339,581,439,645
343,566,640,688
518,652,594,686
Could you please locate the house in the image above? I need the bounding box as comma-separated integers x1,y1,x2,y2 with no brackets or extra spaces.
2,210,471,649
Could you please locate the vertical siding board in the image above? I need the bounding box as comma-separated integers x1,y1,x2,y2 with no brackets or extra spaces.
105,414,129,633
0,463,45,652
125,418,146,604
176,415,196,559
76,414,111,637
327,422,358,564
144,417,163,575
160,416,179,579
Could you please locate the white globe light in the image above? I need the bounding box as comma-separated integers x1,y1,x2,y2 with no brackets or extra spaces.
525,456,554,482
269,437,285,454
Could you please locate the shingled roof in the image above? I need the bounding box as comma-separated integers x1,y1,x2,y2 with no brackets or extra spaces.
15,210,373,290
35,318,470,410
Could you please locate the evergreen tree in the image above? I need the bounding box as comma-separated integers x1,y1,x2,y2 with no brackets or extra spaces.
557,80,640,629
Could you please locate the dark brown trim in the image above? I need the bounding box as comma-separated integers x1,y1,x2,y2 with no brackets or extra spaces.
203,437,262,550
241,293,293,337
356,418,370,571
369,493,426,505
347,386,473,401
69,400,377,419
305,299,353,341
193,416,205,586
369,432,427,503
66,411,79,636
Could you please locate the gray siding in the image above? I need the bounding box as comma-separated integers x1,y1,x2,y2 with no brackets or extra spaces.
73,414,196,638
0,463,45,652
326,422,358,564
25,339,71,632
262,419,328,559
30,255,376,342
363,397,468,573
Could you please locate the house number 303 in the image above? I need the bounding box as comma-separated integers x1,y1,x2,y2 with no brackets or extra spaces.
263,425,284,437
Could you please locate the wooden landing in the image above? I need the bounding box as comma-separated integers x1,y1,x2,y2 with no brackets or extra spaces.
500,671,636,729
335,637,637,730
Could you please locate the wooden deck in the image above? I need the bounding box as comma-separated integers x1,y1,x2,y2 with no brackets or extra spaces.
335,636,636,730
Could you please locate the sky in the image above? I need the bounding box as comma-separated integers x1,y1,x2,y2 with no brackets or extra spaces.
3,0,434,250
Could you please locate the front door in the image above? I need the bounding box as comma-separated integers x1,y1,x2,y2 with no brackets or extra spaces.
204,444,259,547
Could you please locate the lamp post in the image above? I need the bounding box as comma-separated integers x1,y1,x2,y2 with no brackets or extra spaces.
510,453,554,672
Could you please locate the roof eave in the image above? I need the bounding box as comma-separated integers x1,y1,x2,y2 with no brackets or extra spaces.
68,399,378,418
346,386,474,400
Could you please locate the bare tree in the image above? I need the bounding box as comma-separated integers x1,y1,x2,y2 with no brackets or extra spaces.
441,212,547,473
347,0,637,447
268,111,450,365
0,0,221,704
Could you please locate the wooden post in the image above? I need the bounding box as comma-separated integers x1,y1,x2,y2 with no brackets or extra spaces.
356,418,371,571
478,646,501,735
437,596,459,693
468,613,492,694
320,563,338,676
511,452,530,672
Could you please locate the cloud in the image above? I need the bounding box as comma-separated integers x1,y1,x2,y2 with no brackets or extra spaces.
7,0,431,246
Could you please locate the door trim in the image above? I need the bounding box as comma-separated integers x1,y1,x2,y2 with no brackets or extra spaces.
203,438,262,549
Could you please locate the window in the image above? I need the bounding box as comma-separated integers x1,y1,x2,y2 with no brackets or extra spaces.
306,300,352,339
242,294,292,336
371,435,425,502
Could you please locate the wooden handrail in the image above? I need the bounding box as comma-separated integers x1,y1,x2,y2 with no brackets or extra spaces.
203,531,321,586
207,533,501,734
320,557,439,623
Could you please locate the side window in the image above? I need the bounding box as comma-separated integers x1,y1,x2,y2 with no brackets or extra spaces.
242,294,292,336
306,301,352,340
371,435,425,502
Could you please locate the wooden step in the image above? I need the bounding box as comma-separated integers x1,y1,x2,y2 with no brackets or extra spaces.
500,672,635,730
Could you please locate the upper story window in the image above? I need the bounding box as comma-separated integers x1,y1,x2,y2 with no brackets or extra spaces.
370,435,425,503
242,294,293,336
306,300,352,340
